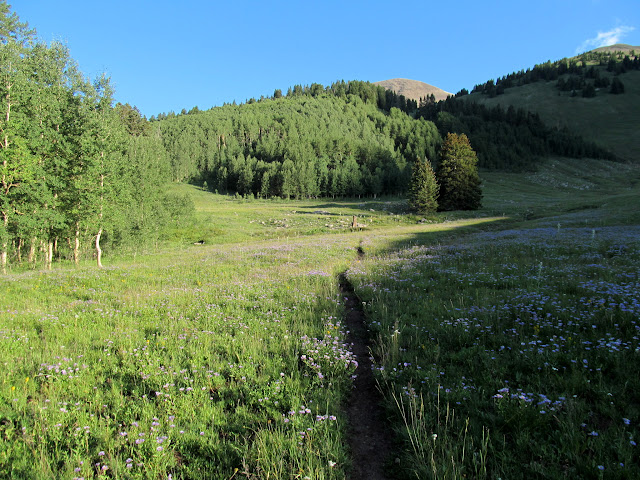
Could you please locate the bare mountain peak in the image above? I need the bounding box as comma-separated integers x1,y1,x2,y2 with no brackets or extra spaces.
374,78,451,102
590,43,638,54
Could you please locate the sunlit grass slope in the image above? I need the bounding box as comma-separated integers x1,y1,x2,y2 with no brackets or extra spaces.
163,184,420,247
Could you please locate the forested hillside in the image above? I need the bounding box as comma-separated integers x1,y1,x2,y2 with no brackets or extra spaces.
156,91,439,198
416,98,617,171
154,50,626,194
0,4,189,272
467,46,639,97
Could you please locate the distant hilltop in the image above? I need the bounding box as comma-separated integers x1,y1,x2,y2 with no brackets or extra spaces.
590,43,639,54
373,78,451,102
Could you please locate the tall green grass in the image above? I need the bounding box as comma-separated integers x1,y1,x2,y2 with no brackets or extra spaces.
0,237,364,479
1,157,638,478
346,164,640,477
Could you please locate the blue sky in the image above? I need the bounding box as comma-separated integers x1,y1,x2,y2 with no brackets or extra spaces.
11,0,639,118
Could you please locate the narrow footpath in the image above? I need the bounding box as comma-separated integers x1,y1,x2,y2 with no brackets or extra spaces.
340,261,393,480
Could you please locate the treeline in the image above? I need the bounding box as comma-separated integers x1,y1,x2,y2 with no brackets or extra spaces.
152,79,420,121
465,49,639,98
0,3,189,272
417,98,617,171
157,93,440,198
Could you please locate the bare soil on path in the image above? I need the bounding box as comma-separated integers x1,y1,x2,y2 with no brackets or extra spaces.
340,270,394,480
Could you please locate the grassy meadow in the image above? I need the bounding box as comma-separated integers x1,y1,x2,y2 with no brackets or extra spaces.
1,158,639,479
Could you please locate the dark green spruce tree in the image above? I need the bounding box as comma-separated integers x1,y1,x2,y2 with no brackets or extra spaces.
408,156,438,214
610,77,625,94
436,133,482,211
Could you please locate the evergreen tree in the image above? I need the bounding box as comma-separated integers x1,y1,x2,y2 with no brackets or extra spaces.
116,103,150,136
408,157,438,215
610,77,625,94
582,83,596,98
436,133,482,211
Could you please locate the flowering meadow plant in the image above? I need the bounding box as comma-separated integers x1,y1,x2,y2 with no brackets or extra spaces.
348,225,640,478
0,237,358,479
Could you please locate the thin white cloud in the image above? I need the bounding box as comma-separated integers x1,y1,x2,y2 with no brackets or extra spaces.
576,26,635,54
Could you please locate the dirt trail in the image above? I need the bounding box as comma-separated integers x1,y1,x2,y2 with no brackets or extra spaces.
340,266,393,480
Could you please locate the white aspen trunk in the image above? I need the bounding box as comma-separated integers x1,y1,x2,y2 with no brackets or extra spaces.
29,237,36,264
74,225,80,265
1,75,11,275
0,243,5,274
96,227,103,268
1,134,8,275
40,239,45,268
47,241,53,270
1,212,7,274
0,212,6,273
16,237,22,263
96,162,105,268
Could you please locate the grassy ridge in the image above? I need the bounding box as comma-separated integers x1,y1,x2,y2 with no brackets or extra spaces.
481,158,640,226
468,70,640,162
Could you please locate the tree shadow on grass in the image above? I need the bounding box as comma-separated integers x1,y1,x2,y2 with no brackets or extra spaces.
364,215,514,257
